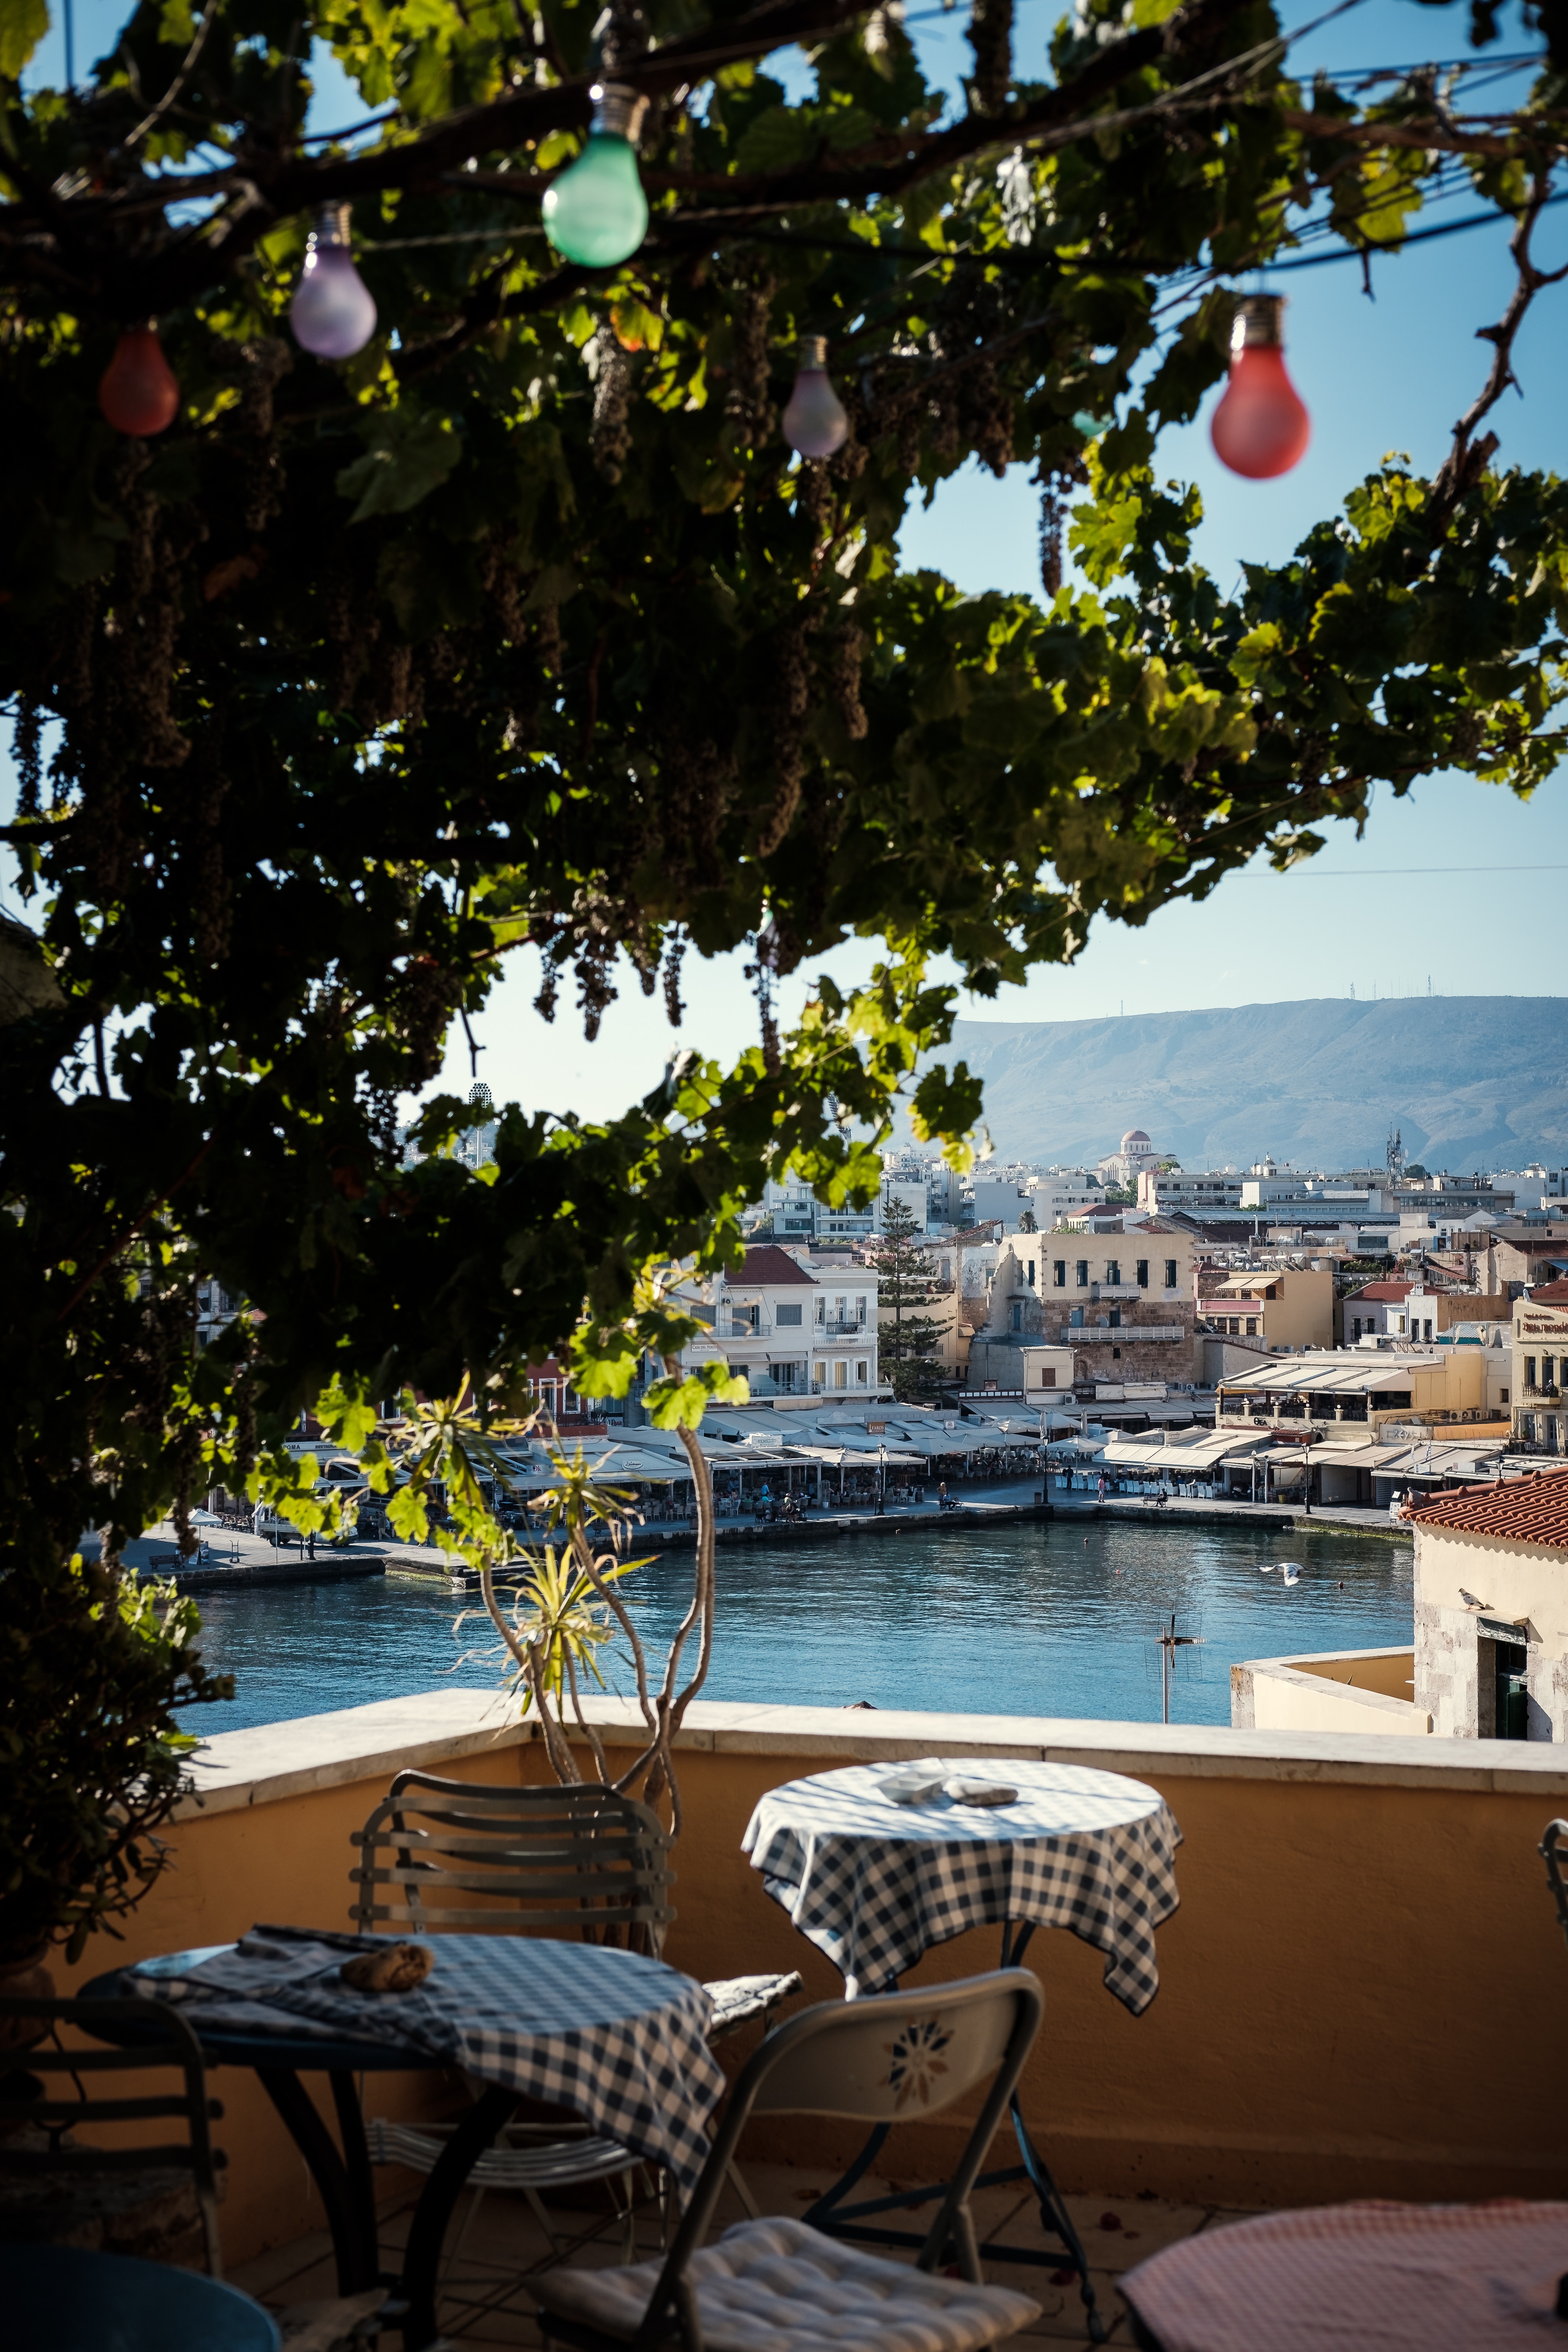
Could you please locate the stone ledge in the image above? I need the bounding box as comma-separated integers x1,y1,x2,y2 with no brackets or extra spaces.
178,1691,1568,1817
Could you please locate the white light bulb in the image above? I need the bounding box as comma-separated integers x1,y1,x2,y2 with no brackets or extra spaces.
782,335,849,458
291,205,378,360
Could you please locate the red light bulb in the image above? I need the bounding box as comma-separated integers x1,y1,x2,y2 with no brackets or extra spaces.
99,324,180,437
1210,295,1309,480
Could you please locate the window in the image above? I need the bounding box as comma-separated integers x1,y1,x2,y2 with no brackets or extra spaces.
1245,1318,1257,1335
815,1297,825,1324
1353,1318,1363,1339
1076,1260,1089,1287
1547,1356,1559,1388
856,1360,868,1383
1011,1303,1023,1331
1037,1367,1057,1386
1136,1260,1149,1288
1105,1260,1122,1287
776,1303,802,1327
1527,1356,1538,1389
1054,1260,1067,1288
1165,1260,1178,1288
834,1361,847,1389
1026,1261,1036,1287
1422,1318,1433,1342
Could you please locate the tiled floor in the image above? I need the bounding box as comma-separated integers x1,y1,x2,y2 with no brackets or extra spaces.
231,2158,1264,2346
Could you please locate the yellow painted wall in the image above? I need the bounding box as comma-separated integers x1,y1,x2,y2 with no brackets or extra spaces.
1288,1651,1416,1701
46,1717,1568,2271
1417,1523,1568,1648
1248,1668,1430,1738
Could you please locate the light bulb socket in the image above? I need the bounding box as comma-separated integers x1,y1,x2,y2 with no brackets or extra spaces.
589,82,649,143
1231,294,1285,354
310,202,354,250
795,334,830,370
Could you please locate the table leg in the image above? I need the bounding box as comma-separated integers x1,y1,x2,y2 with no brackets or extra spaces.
256,2066,381,2294
397,2083,520,2352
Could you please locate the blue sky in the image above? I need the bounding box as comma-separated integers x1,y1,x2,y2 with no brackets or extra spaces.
11,1,1567,1128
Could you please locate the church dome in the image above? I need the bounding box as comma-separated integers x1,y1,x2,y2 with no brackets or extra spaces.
1121,1128,1152,1150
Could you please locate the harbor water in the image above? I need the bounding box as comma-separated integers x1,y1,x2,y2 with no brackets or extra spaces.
181,1513,1414,1735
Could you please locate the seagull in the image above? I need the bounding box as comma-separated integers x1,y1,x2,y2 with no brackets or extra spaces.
1281,1564,1302,1586
1459,1587,1491,1612
1258,1564,1277,1575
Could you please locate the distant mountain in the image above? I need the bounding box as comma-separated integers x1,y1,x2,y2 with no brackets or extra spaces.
934,998,1568,1171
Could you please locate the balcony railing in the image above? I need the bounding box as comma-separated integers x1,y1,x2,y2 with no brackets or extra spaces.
817,1317,869,1337
1058,1324,1186,1344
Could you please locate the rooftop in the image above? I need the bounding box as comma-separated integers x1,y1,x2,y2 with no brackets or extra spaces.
1221,1356,1429,1396
1527,1279,1568,1304
1346,1280,1417,1302
730,1246,820,1286
1405,1467,1568,1548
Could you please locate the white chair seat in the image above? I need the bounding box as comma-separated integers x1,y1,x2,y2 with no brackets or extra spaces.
532,2213,1042,2351
701,1972,802,2038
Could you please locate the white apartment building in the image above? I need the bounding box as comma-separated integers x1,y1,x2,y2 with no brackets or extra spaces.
685,1245,881,1398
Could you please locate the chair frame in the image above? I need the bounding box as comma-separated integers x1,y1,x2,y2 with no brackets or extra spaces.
1540,1819,1568,1953
349,1772,676,1953
536,1966,1045,2352
0,1994,225,2277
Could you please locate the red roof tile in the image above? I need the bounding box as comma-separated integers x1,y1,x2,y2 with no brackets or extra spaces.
1529,1279,1568,1303
1405,1467,1568,1549
732,1245,817,1286
1348,1280,1416,1302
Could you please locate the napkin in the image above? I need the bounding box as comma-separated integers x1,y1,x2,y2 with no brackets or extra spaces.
944,1777,1018,1807
877,1771,947,1806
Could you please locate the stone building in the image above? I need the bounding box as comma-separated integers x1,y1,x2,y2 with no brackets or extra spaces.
963,1244,1076,1396
1513,1279,1568,1456
1409,1469,1568,1739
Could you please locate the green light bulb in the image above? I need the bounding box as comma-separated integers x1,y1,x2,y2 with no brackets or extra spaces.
542,84,649,269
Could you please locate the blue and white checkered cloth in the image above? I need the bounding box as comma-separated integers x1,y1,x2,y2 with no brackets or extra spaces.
742,1759,1181,2011
130,1925,723,2190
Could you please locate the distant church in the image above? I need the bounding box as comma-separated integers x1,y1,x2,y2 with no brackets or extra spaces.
1097,1127,1160,1190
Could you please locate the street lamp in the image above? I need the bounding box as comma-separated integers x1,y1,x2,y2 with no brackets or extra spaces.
877,1442,887,1515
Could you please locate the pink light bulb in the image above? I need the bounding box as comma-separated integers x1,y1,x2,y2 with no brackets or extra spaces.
99,323,179,436
782,334,849,458
1210,295,1310,480
291,205,377,360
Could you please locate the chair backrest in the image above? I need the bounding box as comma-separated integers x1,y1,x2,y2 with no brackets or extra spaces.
349,1771,676,1953
638,1968,1043,2342
0,1995,226,2277
1540,1820,1568,1953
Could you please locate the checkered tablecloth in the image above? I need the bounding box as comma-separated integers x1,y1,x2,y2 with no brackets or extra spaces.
129,1925,723,2190
742,1759,1181,2011
1120,2200,1568,2350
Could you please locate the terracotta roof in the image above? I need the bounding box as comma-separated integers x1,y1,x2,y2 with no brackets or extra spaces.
730,1245,816,1287
1348,1280,1416,1302
1529,1279,1568,1303
1404,1467,1568,1549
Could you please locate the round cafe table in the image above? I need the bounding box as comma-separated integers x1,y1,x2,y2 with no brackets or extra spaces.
82,1927,723,2351
742,1756,1184,2346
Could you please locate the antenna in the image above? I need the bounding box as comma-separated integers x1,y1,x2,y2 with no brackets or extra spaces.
1155,1613,1201,1725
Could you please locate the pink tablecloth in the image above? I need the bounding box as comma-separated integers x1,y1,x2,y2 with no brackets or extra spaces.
1121,2199,1568,2350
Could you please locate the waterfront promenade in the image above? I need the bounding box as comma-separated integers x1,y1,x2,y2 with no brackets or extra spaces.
119,1478,1409,1592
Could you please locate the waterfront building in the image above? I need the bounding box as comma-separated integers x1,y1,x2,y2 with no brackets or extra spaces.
1409,1468,1568,1738
1199,1267,1335,1351
1217,1340,1503,1440
681,1244,882,1399
1513,1280,1568,1456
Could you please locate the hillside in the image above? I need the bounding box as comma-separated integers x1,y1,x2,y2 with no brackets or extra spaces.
938,998,1568,1171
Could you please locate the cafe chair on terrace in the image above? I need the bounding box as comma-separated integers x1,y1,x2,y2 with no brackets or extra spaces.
350,1774,801,2251
0,1994,226,2276
528,1966,1046,2352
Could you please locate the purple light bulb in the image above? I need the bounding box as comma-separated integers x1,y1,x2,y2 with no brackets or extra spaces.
782,334,849,458
291,205,377,360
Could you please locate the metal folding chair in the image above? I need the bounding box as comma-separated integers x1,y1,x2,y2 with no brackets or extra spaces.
0,1994,226,2276
528,1967,1047,2350
349,1773,800,2259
